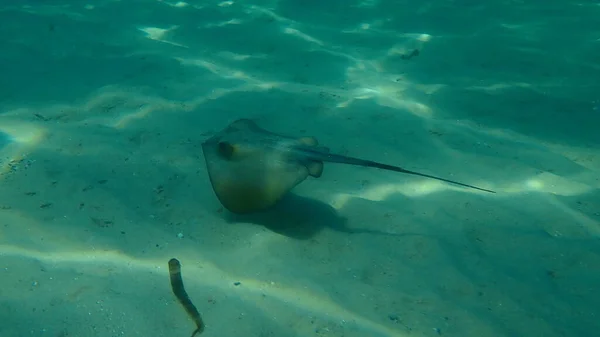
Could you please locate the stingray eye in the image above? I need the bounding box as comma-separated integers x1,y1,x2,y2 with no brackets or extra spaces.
218,141,235,159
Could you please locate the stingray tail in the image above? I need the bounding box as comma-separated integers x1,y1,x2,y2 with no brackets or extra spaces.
315,151,495,193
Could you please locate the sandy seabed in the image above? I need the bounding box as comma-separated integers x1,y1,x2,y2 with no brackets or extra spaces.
1,1,599,336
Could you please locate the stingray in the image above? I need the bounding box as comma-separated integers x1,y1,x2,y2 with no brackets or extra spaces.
201,119,495,214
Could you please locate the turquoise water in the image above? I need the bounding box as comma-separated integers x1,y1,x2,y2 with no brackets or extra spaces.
0,132,9,149
1,1,599,336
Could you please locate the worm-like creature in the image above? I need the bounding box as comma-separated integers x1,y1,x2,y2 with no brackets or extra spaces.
168,258,205,337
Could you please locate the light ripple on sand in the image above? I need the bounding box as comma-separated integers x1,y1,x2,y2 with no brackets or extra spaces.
0,244,408,336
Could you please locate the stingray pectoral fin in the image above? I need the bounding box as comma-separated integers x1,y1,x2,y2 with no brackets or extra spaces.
210,179,270,214
207,165,310,214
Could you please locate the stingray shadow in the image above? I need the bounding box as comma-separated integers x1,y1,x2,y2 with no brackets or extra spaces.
222,193,425,240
